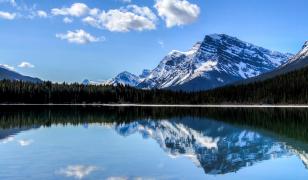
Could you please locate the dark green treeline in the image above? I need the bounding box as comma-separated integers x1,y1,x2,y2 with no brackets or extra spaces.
1,65,308,104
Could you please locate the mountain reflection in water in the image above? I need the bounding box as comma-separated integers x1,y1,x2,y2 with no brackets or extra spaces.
115,118,290,174
0,106,308,178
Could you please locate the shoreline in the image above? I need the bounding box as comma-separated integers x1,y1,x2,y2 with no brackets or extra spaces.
1,104,308,108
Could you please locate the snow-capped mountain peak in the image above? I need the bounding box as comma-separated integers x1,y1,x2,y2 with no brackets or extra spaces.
138,34,292,91
103,71,141,86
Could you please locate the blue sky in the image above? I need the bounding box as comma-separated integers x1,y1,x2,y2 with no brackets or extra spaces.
0,0,307,82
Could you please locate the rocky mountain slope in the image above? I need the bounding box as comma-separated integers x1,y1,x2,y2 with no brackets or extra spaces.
242,41,308,83
0,65,41,83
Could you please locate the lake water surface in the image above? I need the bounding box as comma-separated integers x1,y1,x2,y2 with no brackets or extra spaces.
0,106,308,180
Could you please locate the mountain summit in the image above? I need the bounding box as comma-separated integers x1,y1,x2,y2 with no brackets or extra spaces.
138,34,291,91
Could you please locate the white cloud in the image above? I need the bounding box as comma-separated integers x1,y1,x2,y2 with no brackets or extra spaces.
57,165,97,179
63,17,73,24
0,64,15,71
0,11,16,20
128,5,157,21
83,5,157,32
154,0,200,28
18,61,35,68
18,139,33,146
56,29,103,44
37,10,47,18
51,3,90,17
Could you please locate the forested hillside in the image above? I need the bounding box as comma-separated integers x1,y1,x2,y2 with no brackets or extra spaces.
1,64,308,104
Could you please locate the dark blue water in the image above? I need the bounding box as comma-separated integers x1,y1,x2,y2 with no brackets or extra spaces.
0,107,308,180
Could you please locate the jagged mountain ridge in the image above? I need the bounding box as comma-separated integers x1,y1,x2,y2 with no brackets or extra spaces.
95,34,291,91
83,69,151,86
0,65,41,83
242,41,308,83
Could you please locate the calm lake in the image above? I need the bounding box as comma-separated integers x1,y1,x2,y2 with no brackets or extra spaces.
0,106,308,180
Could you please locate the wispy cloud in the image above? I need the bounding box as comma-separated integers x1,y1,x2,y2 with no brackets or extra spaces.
158,40,164,48
18,61,35,68
0,11,16,20
63,17,73,24
56,165,97,179
56,29,104,44
37,10,48,18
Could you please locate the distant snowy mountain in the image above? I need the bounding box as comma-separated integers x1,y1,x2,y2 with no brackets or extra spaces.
0,65,41,83
82,79,103,85
138,34,292,91
103,71,143,87
84,69,152,86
